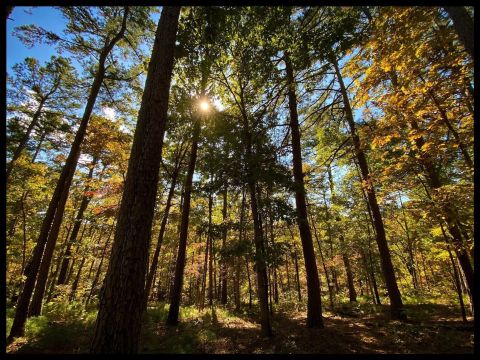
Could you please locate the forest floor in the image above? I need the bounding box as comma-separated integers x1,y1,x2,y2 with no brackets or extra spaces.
6,301,474,354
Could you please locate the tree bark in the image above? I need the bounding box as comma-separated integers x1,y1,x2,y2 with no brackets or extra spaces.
220,188,228,304
8,8,130,342
144,155,182,307
86,222,115,307
285,54,323,327
57,156,98,285
90,7,180,353
331,53,405,320
166,118,201,325
444,7,474,59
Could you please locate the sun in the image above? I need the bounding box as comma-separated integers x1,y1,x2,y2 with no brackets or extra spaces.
200,101,209,111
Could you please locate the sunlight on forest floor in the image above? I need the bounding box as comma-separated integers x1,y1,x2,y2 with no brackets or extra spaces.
6,301,473,354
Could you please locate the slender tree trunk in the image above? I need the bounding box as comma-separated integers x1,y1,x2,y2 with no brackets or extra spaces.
340,235,357,302
285,54,323,327
235,190,246,310
444,7,474,59
448,246,468,322
245,256,253,309
310,215,335,309
200,233,209,310
208,194,214,306
8,9,131,342
90,7,180,353
144,161,181,306
331,54,404,320
166,117,201,326
220,188,228,304
69,257,86,301
86,223,115,307
293,247,302,303
28,183,73,317
57,156,98,285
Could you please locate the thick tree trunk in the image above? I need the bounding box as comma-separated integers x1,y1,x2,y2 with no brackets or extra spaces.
166,118,201,325
331,54,404,320
285,55,323,328
444,7,474,59
90,7,179,353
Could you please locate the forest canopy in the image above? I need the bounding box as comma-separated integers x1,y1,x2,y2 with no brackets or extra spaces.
5,6,474,354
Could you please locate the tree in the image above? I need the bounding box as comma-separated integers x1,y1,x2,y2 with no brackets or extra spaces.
166,113,201,325
444,7,474,59
8,6,132,341
90,6,181,353
6,56,80,183
285,53,323,327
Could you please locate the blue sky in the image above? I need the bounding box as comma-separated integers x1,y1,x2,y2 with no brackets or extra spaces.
7,7,68,71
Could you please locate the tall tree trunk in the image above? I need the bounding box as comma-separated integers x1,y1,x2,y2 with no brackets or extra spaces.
69,257,86,301
310,214,335,309
57,157,99,285
86,222,115,307
444,7,474,59
340,235,357,303
144,160,181,306
8,8,131,342
166,118,201,325
245,256,253,309
235,190,246,310
200,233,209,310
331,54,404,320
90,7,180,353
447,245,468,322
293,247,302,303
285,54,323,328
220,188,228,304
208,193,214,306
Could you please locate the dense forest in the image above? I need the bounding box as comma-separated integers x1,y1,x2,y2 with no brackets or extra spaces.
5,6,474,354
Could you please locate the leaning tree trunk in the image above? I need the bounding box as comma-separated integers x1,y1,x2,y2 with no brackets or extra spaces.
7,8,130,343
285,54,323,328
166,118,201,325
331,53,405,320
57,157,99,285
90,7,180,353
444,7,474,59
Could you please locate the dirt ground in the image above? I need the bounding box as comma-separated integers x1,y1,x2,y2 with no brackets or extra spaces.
140,304,474,354
8,303,474,354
